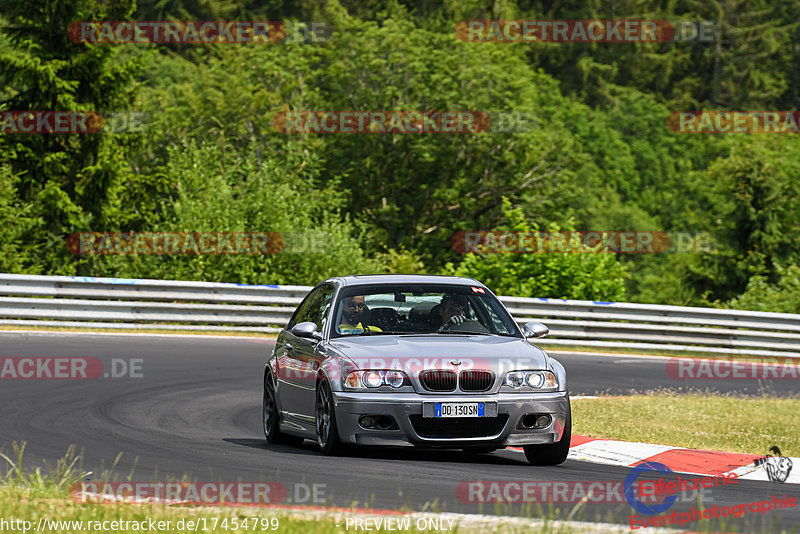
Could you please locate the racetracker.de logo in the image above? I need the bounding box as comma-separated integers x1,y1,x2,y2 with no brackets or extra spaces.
69,21,282,43
668,111,800,134
457,20,677,42
452,231,715,254
666,358,800,379
67,232,285,255
273,111,491,134
273,356,565,385
1,111,102,134
274,356,494,382
0,357,142,379
0,111,147,134
456,479,713,504
68,21,331,44
71,482,326,505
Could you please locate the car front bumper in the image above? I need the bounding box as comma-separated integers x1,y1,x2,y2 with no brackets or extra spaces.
332,391,569,447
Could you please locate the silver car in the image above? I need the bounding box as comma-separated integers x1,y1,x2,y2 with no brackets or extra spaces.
262,274,571,465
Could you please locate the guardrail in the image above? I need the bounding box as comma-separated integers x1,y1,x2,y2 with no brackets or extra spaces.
1,273,798,357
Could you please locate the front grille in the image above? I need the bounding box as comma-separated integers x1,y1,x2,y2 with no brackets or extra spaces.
410,415,509,438
419,370,456,391
459,370,494,391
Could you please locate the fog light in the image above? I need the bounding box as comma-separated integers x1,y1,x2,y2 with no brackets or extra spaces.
521,414,538,428
360,416,376,428
519,413,552,429
536,415,551,427
376,416,393,429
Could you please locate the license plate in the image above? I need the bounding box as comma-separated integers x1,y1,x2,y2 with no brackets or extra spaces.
435,402,485,418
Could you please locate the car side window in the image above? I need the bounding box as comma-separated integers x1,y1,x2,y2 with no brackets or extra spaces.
287,288,320,330
309,286,334,331
292,285,333,332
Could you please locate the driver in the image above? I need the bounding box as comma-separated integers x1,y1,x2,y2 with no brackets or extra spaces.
338,295,383,334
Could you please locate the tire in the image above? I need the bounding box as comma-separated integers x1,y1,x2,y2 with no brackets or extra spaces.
263,373,304,447
523,401,571,466
315,379,343,455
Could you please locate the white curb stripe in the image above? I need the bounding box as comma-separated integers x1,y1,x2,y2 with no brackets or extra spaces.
568,440,673,467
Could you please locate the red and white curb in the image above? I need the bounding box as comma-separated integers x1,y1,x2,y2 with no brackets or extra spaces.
512,435,799,484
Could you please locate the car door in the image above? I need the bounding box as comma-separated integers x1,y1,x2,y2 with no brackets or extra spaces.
276,287,318,427
281,284,334,423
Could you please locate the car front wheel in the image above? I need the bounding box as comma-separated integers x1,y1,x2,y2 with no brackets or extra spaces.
315,379,343,455
523,402,571,466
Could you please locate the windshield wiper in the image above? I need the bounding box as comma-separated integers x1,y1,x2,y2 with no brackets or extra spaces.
353,330,404,336
435,330,498,336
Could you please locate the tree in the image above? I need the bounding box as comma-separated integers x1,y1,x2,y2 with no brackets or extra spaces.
721,264,800,313
0,164,35,273
0,0,144,273
444,198,628,300
85,141,379,284
635,136,800,305
699,0,789,108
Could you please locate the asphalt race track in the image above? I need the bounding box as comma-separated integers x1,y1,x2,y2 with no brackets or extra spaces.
1,331,798,530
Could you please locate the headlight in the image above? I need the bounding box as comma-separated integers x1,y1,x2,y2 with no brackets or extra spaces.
505,371,525,388
363,371,383,388
504,370,557,390
384,370,405,388
344,370,409,390
526,372,545,388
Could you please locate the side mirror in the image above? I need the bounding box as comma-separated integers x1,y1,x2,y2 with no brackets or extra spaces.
292,321,321,340
522,321,549,339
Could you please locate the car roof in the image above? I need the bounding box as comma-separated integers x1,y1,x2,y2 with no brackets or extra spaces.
322,274,485,288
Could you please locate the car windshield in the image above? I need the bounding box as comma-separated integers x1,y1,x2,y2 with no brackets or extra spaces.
331,283,521,338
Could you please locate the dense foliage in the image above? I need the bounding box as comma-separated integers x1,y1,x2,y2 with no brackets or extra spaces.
1,0,798,309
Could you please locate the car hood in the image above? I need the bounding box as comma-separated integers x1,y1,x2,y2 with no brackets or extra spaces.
327,334,549,372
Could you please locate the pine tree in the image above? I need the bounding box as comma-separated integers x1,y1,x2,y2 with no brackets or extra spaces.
0,0,144,272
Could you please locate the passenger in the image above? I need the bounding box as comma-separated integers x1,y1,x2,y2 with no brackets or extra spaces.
432,293,469,330
338,295,383,334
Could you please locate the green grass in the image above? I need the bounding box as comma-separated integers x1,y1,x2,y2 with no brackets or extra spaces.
1,496,345,534
572,391,800,455
0,489,586,534
1,437,795,533
0,444,333,533
0,444,588,534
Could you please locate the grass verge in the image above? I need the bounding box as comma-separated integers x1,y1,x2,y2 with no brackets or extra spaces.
572,390,800,455
0,444,596,534
0,439,790,533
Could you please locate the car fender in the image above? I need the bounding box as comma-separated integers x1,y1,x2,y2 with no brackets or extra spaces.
547,354,568,392
316,346,359,393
